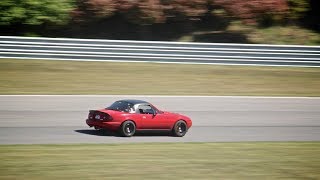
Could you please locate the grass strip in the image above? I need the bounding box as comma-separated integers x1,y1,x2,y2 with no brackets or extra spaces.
0,142,320,179
0,58,320,96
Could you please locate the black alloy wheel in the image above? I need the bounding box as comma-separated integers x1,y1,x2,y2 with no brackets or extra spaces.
172,120,187,137
120,121,136,137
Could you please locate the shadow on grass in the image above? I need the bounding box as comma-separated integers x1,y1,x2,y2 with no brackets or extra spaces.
75,129,173,137
193,32,249,43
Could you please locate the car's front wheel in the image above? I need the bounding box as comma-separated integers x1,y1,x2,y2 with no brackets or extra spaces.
119,120,136,137
172,120,187,137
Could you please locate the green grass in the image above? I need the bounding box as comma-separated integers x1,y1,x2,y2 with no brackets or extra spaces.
0,58,320,96
0,142,319,179
227,22,320,45
248,26,320,45
177,21,320,45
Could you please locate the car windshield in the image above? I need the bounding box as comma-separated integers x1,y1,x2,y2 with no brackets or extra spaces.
106,101,134,113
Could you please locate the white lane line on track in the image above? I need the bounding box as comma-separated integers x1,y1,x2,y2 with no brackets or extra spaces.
0,95,320,99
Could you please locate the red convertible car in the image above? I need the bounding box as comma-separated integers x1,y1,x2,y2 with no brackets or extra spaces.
86,99,192,137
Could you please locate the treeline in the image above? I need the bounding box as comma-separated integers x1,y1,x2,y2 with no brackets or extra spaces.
0,0,319,41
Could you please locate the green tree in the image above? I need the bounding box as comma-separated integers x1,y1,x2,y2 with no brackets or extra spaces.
0,0,74,26
287,0,309,20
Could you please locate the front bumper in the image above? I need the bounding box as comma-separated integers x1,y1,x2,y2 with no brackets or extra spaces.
86,119,121,131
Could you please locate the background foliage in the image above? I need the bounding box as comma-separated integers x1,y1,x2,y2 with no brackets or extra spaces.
0,0,73,25
0,0,319,44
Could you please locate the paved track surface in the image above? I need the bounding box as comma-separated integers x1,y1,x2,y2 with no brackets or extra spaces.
1,95,320,144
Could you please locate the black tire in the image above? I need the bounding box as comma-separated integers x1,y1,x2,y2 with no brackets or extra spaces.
119,121,136,137
172,120,188,137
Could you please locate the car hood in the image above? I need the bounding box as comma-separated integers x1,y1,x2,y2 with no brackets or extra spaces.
163,111,189,118
163,111,179,115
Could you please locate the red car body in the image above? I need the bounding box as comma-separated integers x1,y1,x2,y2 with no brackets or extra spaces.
86,99,192,137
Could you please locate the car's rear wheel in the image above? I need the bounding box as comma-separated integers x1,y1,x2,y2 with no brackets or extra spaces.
119,121,136,137
172,120,187,137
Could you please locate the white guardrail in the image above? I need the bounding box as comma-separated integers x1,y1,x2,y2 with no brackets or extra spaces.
0,36,319,67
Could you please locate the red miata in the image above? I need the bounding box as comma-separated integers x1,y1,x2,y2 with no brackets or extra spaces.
86,99,192,137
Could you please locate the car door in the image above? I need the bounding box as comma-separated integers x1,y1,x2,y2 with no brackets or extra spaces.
137,104,170,130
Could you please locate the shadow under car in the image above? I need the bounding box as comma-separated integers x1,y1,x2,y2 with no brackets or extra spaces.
75,129,174,137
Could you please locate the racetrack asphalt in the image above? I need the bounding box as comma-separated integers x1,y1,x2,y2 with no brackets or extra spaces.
0,95,320,144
